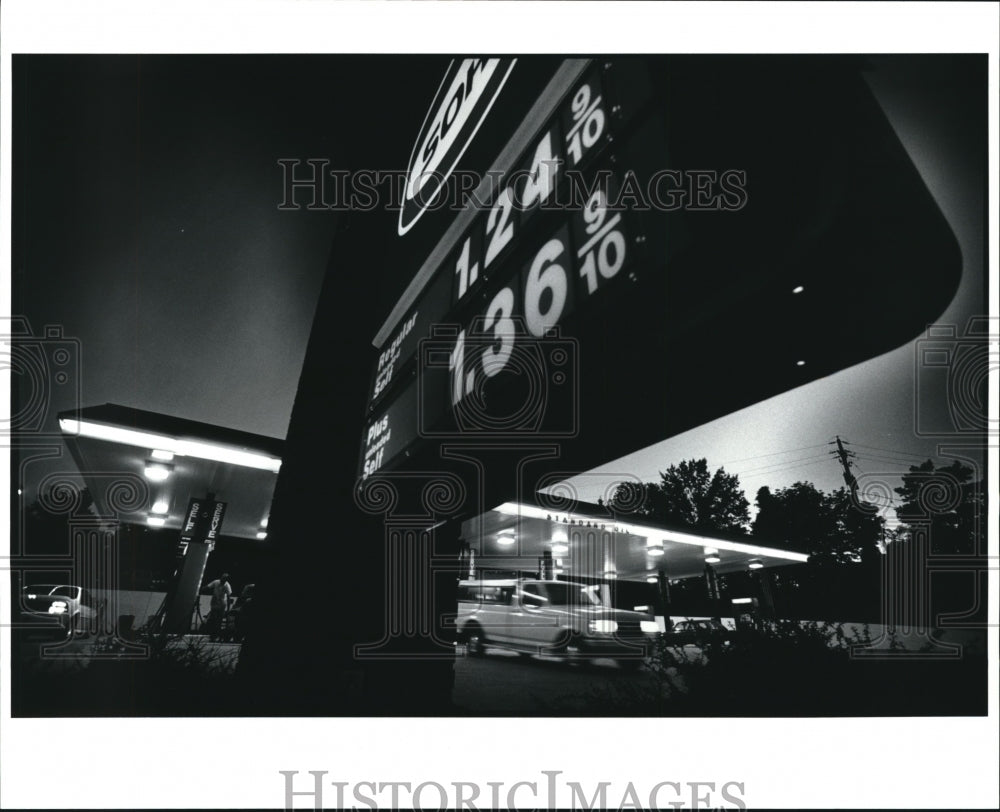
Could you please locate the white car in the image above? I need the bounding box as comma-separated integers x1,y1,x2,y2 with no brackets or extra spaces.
19,584,105,639
456,579,659,667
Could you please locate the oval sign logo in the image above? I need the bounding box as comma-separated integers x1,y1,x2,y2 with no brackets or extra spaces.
398,58,517,236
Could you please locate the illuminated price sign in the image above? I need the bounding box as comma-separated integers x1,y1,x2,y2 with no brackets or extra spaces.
361,65,642,476
448,68,615,311
443,174,633,430
367,271,451,412
360,378,421,479
561,72,611,170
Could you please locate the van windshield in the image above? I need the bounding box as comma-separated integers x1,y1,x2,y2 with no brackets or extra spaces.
544,583,603,606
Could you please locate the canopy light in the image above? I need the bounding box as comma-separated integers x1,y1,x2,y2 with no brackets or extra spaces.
748,559,764,570
256,531,268,540
151,449,175,461
646,544,664,556
792,285,805,294
144,464,173,482
646,575,659,584
705,554,721,564
550,542,569,555
603,569,618,580
732,597,754,605
634,605,650,612
491,502,809,563
151,500,170,514
260,517,269,528
796,360,806,367
496,532,516,547
146,515,167,527
59,418,282,472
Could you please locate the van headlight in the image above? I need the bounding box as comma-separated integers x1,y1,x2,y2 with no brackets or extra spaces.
589,620,618,634
640,620,660,634
48,601,68,615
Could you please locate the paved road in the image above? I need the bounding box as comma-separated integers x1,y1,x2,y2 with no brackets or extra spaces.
451,646,687,715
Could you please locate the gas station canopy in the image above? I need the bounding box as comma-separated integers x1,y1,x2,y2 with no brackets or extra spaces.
59,403,283,540
465,500,809,582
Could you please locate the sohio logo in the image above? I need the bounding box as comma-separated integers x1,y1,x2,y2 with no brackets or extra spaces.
398,58,517,236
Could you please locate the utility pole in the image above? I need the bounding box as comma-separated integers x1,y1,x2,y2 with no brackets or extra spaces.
831,435,858,496
830,435,885,562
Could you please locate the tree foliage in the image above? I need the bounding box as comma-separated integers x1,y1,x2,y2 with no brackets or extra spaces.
752,480,883,563
894,459,982,555
611,458,750,534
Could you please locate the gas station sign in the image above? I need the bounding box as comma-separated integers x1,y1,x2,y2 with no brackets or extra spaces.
360,378,421,480
358,55,962,487
179,497,228,545
360,63,650,479
399,58,518,236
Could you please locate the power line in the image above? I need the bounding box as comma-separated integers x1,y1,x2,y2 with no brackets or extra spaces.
850,442,935,460
719,442,831,467
853,453,926,469
730,452,832,478
735,456,842,481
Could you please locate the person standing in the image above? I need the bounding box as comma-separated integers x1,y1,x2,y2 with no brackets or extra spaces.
204,573,233,638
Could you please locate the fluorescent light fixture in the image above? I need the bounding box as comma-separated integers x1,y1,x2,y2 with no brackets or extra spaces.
492,502,809,563
646,575,659,584
748,559,764,570
634,605,650,612
151,500,169,514
146,515,167,527
494,502,549,520
151,449,175,461
144,464,173,482
732,597,753,605
705,554,721,564
792,285,804,294
551,542,569,555
256,531,268,540
496,532,516,547
59,418,282,472
646,544,664,556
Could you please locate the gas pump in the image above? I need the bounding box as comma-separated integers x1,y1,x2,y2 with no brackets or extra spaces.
731,597,759,631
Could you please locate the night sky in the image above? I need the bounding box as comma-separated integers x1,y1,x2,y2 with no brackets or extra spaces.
10,54,987,517
11,55,452,500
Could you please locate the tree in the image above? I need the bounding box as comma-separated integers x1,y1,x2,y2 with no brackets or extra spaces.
894,459,983,555
752,481,883,563
611,458,751,534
